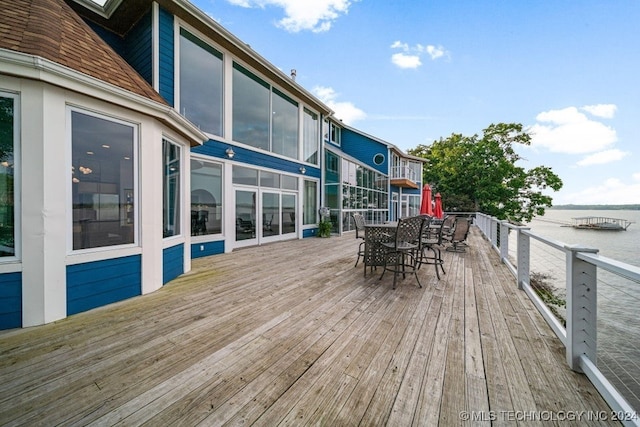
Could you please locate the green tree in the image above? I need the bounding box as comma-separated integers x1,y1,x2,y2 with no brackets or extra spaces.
408,123,562,223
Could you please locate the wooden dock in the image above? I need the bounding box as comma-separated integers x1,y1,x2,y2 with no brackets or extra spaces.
0,227,618,426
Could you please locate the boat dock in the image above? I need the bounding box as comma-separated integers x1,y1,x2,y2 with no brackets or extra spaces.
571,216,634,231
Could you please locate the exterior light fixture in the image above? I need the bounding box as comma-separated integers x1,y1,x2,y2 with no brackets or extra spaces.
225,147,235,159
299,166,306,174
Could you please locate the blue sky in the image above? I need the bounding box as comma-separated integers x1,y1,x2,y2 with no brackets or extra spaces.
192,0,640,206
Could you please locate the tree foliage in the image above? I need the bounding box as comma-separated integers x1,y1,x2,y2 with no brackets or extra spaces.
408,123,563,223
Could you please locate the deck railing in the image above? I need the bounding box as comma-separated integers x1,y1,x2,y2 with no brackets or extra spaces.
475,213,640,426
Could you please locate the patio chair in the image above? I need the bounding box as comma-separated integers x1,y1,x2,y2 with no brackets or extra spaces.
445,216,470,252
418,215,447,279
379,215,426,289
352,213,366,267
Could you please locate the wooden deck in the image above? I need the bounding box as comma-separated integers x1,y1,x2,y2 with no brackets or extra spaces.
0,227,618,426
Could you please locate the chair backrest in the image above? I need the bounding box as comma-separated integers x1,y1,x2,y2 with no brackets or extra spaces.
451,217,470,242
395,215,425,247
352,213,366,239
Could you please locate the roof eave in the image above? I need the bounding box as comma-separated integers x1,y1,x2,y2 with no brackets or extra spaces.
0,48,207,146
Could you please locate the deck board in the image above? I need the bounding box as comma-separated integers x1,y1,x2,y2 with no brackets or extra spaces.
0,227,620,426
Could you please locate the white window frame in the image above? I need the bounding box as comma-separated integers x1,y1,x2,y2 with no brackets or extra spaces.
0,91,21,263
67,107,139,254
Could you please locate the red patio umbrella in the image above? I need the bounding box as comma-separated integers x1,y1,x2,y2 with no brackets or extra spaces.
434,193,444,219
420,184,433,216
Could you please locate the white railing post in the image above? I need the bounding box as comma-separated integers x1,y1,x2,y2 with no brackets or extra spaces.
565,244,599,372
499,221,509,262
516,227,530,290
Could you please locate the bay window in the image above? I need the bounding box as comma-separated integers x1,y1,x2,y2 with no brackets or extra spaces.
163,139,181,238
71,110,135,250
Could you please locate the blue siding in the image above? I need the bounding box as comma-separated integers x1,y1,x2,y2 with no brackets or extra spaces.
87,23,125,55
191,240,225,259
158,7,175,105
303,228,319,238
0,272,22,330
67,256,142,316
163,244,184,284
193,139,320,178
125,10,153,84
341,129,388,175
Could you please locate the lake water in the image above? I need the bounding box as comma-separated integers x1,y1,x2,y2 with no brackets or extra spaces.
517,209,640,411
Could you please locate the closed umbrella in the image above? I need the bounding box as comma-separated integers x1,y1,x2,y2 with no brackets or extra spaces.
434,193,444,219
420,184,433,216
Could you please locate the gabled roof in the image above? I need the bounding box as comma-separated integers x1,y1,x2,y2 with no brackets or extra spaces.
0,0,166,105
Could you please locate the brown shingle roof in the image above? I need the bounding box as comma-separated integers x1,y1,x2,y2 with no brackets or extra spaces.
0,0,167,105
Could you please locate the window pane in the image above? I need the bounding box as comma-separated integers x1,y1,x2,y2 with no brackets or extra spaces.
163,139,181,237
303,108,318,164
72,111,135,250
325,151,339,183
282,194,296,234
303,180,317,225
262,192,280,237
232,165,258,185
232,63,269,149
271,89,298,159
260,170,280,188
0,96,15,257
281,174,297,190
191,159,222,235
179,29,223,136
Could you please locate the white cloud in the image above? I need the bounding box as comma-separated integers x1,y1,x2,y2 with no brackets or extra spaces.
560,177,640,205
226,0,355,33
576,149,629,166
312,85,366,124
528,106,617,154
390,41,448,69
391,53,422,69
581,104,617,119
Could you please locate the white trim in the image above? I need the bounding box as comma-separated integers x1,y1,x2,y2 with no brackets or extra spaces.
152,2,160,93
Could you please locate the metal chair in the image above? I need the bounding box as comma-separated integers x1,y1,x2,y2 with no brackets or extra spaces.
352,213,367,267
419,215,447,279
445,216,470,252
379,215,426,289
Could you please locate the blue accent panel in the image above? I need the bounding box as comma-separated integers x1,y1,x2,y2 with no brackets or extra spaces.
87,22,125,55
0,272,22,330
340,128,388,175
67,255,142,316
163,244,184,284
192,139,320,178
303,228,318,238
158,7,175,106
124,10,153,84
191,240,225,259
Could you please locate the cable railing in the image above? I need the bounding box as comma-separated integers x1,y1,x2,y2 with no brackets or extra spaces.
476,212,640,426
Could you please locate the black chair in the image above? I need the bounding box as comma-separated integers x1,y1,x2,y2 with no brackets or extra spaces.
419,215,447,279
352,213,366,267
379,216,426,289
445,216,471,252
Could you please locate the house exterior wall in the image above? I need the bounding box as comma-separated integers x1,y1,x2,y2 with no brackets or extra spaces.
0,69,193,328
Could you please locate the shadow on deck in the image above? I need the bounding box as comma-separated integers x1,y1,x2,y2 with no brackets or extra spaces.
0,227,618,425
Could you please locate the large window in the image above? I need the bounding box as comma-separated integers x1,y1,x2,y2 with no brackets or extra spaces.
303,180,317,225
232,63,270,150
271,89,298,159
233,63,308,161
179,28,223,136
71,110,135,250
303,108,319,164
163,139,181,238
0,94,17,258
191,159,222,236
